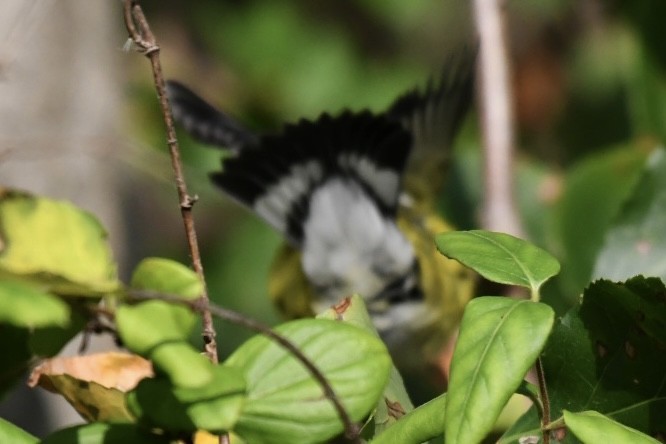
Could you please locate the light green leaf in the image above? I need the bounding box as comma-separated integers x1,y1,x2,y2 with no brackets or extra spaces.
116,300,196,354
0,418,37,444
0,189,119,295
116,301,212,388
317,294,414,434
436,230,560,294
130,257,202,300
40,423,169,444
226,318,391,444
564,410,661,444
445,297,554,444
128,365,246,433
150,342,214,388
0,279,69,328
372,394,446,444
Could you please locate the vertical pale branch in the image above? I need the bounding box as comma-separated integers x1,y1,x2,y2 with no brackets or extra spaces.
122,0,219,365
473,0,524,237
473,1,549,442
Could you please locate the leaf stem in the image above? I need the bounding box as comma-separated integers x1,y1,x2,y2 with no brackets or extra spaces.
516,380,543,419
530,288,540,303
535,356,551,444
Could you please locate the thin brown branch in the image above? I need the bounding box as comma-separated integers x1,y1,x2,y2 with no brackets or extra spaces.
535,357,551,444
473,0,524,237
122,0,218,364
128,289,362,443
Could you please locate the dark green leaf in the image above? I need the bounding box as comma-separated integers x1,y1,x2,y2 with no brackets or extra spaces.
372,394,446,444
226,318,391,444
445,297,554,444
29,308,86,357
564,410,661,444
557,146,647,299
541,276,666,442
436,230,560,294
0,189,119,296
128,365,246,433
0,417,37,444
0,279,69,328
41,423,169,444
593,149,666,282
497,406,541,444
0,325,31,397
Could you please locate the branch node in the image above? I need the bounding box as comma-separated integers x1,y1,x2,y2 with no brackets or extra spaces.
142,45,160,56
181,194,198,209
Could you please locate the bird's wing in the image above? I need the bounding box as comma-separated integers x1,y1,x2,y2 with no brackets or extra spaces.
165,80,258,153
388,47,476,209
211,111,412,246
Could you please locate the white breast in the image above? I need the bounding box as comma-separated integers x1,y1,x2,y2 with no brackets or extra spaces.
301,178,414,307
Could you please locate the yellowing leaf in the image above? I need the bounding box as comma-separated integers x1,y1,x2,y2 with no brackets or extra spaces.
0,189,119,296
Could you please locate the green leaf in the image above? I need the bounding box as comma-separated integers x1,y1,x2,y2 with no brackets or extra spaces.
372,394,446,444
593,148,666,282
130,257,202,299
29,308,87,357
0,417,37,444
128,365,246,433
498,407,541,444
0,325,31,397
116,300,197,354
556,146,647,299
150,342,215,388
445,297,554,444
225,318,391,444
40,423,169,444
539,276,666,442
316,294,414,434
0,189,119,295
0,279,69,328
116,301,212,388
564,410,661,444
436,230,560,294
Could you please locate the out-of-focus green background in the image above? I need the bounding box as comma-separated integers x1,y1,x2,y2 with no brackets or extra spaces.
126,0,665,355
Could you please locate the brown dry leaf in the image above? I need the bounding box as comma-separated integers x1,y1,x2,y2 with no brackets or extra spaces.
28,352,153,422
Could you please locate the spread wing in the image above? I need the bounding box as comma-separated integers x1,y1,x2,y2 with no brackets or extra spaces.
388,47,476,208
166,80,258,153
211,112,412,246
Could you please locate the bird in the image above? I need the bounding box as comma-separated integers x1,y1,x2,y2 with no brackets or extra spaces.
166,49,477,374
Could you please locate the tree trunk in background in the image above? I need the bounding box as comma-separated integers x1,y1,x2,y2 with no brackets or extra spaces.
0,0,126,436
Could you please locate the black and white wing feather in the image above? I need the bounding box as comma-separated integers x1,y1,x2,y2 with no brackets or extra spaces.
388,48,476,205
212,112,412,246
166,80,258,153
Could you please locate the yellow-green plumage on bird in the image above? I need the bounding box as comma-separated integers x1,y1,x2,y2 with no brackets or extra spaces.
166,49,476,372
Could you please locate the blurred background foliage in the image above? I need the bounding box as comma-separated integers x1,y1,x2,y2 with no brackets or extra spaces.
123,0,665,357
